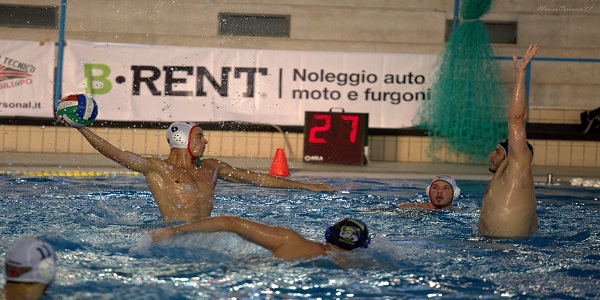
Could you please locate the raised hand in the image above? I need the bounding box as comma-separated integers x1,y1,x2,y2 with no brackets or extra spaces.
513,43,539,72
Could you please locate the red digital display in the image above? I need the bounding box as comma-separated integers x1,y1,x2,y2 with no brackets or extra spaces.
303,111,368,165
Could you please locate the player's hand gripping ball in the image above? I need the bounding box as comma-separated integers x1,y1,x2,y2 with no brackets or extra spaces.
57,94,98,128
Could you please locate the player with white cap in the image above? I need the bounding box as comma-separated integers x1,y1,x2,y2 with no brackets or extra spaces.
2,237,56,300
397,175,461,210
68,121,338,222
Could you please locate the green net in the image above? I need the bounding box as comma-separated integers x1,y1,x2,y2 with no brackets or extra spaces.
416,0,507,163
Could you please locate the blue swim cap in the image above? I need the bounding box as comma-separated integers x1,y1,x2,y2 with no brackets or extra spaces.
325,218,370,250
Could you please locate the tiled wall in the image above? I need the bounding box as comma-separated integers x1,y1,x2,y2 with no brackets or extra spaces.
366,135,600,168
529,107,585,124
2,122,599,168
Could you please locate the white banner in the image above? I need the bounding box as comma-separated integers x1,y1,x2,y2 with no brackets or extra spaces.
0,40,55,118
63,40,436,128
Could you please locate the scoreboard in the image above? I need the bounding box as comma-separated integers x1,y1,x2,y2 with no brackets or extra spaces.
303,110,368,165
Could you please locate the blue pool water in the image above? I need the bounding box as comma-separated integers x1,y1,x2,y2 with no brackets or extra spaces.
0,174,599,299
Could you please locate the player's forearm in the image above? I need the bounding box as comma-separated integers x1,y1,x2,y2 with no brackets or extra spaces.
77,127,147,171
77,127,120,157
254,173,307,189
508,72,528,122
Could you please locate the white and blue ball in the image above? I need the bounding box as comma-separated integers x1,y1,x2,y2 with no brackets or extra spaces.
57,94,98,128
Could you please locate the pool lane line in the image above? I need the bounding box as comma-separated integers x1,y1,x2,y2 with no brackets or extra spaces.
0,170,141,177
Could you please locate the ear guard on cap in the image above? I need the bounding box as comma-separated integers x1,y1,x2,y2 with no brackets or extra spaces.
37,257,57,284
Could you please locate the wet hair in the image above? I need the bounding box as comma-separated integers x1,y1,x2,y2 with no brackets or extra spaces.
325,218,370,250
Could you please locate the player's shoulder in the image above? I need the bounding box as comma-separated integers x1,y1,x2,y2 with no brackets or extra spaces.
202,158,229,167
144,156,168,165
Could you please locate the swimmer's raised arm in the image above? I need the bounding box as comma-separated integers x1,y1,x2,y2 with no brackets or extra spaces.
76,127,153,173
508,43,538,164
217,164,338,193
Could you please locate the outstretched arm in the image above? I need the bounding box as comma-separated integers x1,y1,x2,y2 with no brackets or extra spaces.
397,203,422,209
150,215,298,252
508,43,538,163
217,165,338,193
77,127,153,173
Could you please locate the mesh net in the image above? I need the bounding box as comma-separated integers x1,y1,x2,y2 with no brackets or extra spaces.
415,0,507,163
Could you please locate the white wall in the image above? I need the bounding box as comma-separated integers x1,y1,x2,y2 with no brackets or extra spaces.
2,0,599,110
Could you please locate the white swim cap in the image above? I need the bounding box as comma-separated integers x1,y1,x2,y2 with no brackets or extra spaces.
5,237,57,285
426,175,461,200
166,122,199,149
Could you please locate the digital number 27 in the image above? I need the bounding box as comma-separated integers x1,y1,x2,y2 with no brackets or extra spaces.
308,114,358,144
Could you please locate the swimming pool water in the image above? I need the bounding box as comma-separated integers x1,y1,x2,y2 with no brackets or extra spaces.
0,175,598,299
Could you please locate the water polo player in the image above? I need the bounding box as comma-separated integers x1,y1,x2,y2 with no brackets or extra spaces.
2,237,57,300
150,216,370,261
64,121,337,222
479,44,539,237
397,175,461,210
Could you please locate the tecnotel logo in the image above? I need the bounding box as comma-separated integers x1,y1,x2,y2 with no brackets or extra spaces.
0,54,36,90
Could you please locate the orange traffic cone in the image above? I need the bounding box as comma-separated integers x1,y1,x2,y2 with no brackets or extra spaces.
269,148,290,177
